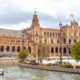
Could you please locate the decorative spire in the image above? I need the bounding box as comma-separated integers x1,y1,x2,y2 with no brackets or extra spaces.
30,9,40,28
34,8,36,14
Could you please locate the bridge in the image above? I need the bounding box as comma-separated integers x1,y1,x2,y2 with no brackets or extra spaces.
0,52,18,57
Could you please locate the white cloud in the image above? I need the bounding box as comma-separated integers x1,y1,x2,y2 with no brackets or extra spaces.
0,22,31,30
0,0,80,30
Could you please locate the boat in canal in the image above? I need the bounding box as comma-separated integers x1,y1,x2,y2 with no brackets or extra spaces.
0,66,4,75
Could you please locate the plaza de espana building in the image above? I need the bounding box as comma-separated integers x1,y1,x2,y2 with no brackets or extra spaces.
0,10,80,58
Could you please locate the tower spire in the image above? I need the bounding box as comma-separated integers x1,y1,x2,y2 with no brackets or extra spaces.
34,8,36,14
30,9,40,28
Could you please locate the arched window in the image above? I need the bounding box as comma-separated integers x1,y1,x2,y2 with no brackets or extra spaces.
57,39,59,43
69,48,71,54
51,39,53,43
51,47,54,53
63,47,66,54
69,39,71,44
12,46,15,52
64,38,66,44
6,46,10,52
55,47,58,53
23,47,26,49
1,46,4,52
17,46,21,52
59,47,61,53
74,39,76,43
28,47,31,53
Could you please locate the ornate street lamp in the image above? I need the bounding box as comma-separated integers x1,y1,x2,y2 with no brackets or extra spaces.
59,22,62,64
38,47,40,64
22,31,24,49
27,35,30,52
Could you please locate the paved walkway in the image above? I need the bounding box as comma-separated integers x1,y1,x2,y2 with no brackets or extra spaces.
18,63,80,74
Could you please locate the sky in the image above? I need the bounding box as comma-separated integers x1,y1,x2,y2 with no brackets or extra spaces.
0,0,80,30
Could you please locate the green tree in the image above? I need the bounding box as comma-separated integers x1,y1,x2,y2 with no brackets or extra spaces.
38,43,50,63
18,49,28,62
71,41,80,61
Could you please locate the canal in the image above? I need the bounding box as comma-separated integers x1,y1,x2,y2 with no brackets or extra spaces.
0,62,80,80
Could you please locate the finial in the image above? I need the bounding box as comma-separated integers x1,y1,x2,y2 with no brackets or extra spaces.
34,8,36,14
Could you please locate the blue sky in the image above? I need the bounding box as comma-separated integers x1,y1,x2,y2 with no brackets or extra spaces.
0,0,80,30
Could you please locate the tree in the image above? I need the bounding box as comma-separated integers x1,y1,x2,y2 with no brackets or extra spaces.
71,41,80,61
18,49,28,62
38,43,50,63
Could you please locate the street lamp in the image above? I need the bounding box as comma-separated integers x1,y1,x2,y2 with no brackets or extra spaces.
22,31,24,49
59,22,62,64
68,48,69,60
38,47,40,64
27,35,30,53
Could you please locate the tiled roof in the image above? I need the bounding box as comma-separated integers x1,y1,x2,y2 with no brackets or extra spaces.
0,28,27,38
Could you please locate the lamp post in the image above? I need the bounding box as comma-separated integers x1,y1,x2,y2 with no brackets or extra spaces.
68,48,69,60
59,22,62,64
38,47,40,64
22,31,24,49
27,35,30,53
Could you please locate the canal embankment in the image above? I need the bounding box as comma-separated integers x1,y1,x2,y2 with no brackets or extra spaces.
0,57,18,64
18,63,80,74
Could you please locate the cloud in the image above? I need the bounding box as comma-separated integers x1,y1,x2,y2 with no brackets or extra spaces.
0,0,80,30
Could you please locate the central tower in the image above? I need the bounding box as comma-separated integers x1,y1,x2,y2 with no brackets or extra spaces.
31,9,40,28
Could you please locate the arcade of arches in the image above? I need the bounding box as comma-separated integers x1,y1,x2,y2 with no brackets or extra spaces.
0,45,31,53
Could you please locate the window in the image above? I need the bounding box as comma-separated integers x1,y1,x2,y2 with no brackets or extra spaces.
72,26,77,31
16,40,20,43
69,39,71,44
58,33,60,37
44,38,47,43
36,32,38,36
57,39,59,43
44,32,46,36
47,32,49,36
5,40,9,42
11,40,15,42
63,38,66,44
50,33,52,36
53,33,54,36
51,39,53,43
74,33,76,36
63,33,65,36
74,39,76,43
55,33,57,36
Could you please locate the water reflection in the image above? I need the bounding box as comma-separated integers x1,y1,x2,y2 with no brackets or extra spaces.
0,62,80,80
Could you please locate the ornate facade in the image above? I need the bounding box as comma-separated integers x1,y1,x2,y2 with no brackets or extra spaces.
0,10,80,57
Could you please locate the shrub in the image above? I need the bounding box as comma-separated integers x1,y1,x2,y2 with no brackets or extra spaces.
62,64,73,68
75,65,80,69
18,49,28,62
47,63,52,66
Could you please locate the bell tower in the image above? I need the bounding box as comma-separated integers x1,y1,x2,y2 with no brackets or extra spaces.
31,9,40,28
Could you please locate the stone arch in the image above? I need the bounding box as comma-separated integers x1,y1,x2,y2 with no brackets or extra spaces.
69,48,71,54
69,39,71,44
63,47,66,54
63,38,66,44
1,45,4,52
74,39,76,43
59,47,62,53
12,46,15,52
28,47,31,53
51,47,54,53
23,46,26,49
6,46,10,52
17,46,21,52
55,47,58,53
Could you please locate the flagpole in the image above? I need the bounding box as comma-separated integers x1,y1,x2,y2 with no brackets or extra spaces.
70,14,74,21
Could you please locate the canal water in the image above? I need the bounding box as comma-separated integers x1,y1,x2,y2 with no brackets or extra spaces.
0,62,80,80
